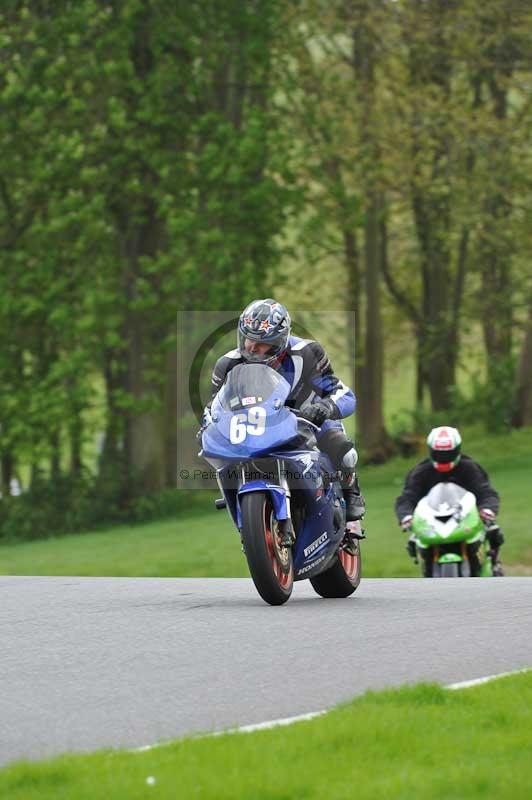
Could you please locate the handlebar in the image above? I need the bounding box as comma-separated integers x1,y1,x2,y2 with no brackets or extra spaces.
285,408,320,431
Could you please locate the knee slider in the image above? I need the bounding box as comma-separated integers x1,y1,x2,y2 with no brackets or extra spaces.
341,447,358,470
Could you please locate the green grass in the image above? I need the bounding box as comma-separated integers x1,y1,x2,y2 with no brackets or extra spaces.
1,426,531,578
0,504,247,578
2,671,531,799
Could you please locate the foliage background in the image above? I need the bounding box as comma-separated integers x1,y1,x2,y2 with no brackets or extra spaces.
1,0,531,540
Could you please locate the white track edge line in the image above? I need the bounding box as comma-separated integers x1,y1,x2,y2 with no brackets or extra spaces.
132,667,531,754
131,711,325,753
445,667,530,690
213,709,326,735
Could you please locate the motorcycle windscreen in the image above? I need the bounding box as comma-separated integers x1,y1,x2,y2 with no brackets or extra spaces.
426,482,467,515
215,363,290,411
203,363,298,459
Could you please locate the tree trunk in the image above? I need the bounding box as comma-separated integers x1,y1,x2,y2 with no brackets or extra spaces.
50,431,61,482
478,79,512,372
1,452,14,497
512,302,532,427
425,250,455,413
478,148,513,377
30,463,43,491
411,176,456,411
350,4,394,462
356,197,394,462
116,9,166,496
69,413,83,477
415,332,426,410
164,345,178,488
405,2,459,412
99,349,124,475
124,298,166,494
343,228,360,427
175,320,218,490
477,9,516,381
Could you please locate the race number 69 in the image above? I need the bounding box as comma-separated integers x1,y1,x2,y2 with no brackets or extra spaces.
229,407,266,444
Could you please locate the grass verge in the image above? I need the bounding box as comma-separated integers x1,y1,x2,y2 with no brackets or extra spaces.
2,671,531,799
1,426,531,578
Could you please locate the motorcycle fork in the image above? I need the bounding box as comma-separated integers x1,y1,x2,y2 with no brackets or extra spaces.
240,459,294,547
278,459,294,545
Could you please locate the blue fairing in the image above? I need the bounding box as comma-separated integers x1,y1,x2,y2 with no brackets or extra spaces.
202,363,299,460
237,481,289,525
202,406,299,460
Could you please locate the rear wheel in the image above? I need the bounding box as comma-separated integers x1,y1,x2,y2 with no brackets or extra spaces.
310,542,362,598
241,492,293,606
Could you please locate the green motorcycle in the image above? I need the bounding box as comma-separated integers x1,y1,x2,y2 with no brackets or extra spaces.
410,482,495,578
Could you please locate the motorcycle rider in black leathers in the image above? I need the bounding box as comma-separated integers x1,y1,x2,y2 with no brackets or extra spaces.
203,299,366,553
395,426,504,576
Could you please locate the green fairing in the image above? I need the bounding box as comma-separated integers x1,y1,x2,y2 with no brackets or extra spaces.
412,507,484,547
459,507,485,543
411,515,432,539
480,556,493,577
438,552,462,564
411,494,495,577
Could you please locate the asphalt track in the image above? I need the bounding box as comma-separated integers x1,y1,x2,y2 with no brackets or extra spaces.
1,575,532,766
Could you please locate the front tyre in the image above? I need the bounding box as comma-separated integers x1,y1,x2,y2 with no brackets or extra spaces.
310,542,362,598
438,562,460,578
241,492,293,606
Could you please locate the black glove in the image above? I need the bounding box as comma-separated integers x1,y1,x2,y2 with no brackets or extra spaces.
298,398,337,427
486,527,505,549
406,534,417,561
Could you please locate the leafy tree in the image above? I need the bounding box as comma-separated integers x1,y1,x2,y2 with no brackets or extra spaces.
1,0,294,515
277,0,394,460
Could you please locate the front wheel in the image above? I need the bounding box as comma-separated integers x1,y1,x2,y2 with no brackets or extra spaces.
437,562,460,578
310,542,362,598
240,492,293,606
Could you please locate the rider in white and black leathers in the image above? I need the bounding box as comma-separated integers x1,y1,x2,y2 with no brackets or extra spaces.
205,299,366,535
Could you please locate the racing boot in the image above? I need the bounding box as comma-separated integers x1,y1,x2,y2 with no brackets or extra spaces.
486,524,505,577
492,558,504,577
341,471,366,555
341,472,366,522
489,548,504,577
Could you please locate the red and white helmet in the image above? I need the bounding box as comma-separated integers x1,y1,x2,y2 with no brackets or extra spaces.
427,426,462,473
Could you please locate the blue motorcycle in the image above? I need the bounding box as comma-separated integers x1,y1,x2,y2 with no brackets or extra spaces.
200,363,362,605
